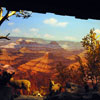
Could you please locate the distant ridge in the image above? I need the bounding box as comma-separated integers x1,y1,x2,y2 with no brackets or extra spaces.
0,37,83,50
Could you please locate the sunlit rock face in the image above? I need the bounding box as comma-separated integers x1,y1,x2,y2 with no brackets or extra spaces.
0,43,17,48
0,64,15,73
18,52,71,74
16,52,74,92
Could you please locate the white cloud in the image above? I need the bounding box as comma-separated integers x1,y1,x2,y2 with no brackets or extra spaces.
65,36,77,41
57,22,68,27
29,28,39,32
44,18,57,24
12,28,21,33
43,18,68,27
29,28,41,38
33,33,41,37
95,29,100,34
44,34,54,39
8,22,14,26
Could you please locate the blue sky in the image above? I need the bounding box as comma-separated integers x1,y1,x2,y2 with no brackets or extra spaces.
1,8,100,42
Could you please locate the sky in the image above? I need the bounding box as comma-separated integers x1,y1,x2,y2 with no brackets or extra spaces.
1,8,100,42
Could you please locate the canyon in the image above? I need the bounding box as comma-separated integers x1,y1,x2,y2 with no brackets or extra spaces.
0,37,85,93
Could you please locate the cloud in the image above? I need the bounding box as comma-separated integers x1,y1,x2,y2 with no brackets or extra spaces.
12,28,21,33
8,22,14,26
95,29,100,34
65,36,77,41
29,28,40,37
29,28,39,32
33,33,41,37
44,34,54,39
43,18,68,27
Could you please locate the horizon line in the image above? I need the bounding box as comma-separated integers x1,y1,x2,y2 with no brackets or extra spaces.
8,36,81,43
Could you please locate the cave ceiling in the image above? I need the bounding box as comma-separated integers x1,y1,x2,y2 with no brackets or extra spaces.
0,1,100,20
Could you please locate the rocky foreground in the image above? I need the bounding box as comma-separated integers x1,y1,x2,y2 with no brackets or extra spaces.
14,92,100,100
14,95,44,100
44,92,100,100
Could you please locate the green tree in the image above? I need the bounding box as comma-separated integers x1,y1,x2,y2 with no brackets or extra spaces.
75,56,89,85
81,28,100,90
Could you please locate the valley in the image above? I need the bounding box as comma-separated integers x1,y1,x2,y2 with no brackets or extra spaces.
0,37,84,93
